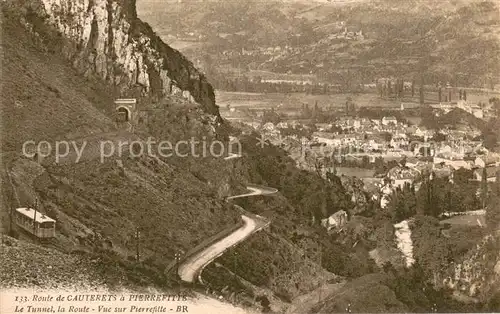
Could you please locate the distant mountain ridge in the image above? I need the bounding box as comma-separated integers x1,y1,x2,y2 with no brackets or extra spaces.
138,0,500,88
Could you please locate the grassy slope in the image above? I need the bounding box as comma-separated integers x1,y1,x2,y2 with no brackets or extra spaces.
1,236,109,289
274,1,500,81
0,14,115,153
0,9,239,276
0,235,174,290
201,135,375,302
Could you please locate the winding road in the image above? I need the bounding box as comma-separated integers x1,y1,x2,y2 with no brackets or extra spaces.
224,153,242,161
178,185,277,283
227,185,278,200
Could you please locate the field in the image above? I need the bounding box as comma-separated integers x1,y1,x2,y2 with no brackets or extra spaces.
216,91,410,110
165,39,205,52
440,215,487,227
245,70,317,82
216,89,497,111
335,167,376,178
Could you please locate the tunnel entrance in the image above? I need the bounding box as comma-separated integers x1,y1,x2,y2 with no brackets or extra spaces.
117,107,130,122
114,99,137,127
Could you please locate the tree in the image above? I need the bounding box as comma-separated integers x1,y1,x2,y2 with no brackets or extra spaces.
416,172,440,217
398,79,404,98
483,131,498,150
454,168,473,185
401,156,407,168
362,155,370,168
388,182,417,222
489,97,500,117
481,167,488,208
262,108,282,124
431,132,446,142
378,82,384,97
380,132,393,142
486,175,500,229
497,170,500,195
258,296,271,312
411,216,451,278
302,103,312,118
313,101,320,119
345,97,353,115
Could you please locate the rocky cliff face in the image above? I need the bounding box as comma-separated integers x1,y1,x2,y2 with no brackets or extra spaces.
441,234,500,303
393,220,415,268
6,0,219,117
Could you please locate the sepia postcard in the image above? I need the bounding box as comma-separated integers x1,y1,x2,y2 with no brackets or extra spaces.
1,0,500,313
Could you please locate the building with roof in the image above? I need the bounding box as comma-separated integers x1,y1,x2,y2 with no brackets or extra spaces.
473,166,499,182
381,116,398,126
433,157,472,170
387,166,419,188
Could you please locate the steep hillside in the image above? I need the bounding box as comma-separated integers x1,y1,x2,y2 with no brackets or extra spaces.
408,214,500,308
1,7,361,303
1,9,115,152
3,0,218,116
271,0,500,85
440,108,488,131
1,0,240,281
138,0,314,46
0,237,260,314
419,107,487,132
0,0,347,306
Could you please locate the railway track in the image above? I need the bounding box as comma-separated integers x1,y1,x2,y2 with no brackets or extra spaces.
38,237,69,253
14,226,69,253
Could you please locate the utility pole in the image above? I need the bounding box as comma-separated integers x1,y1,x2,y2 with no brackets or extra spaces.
346,303,352,313
481,166,488,209
33,198,38,235
318,245,323,303
135,227,140,262
1,174,13,234
175,251,181,276
419,75,425,106
233,251,238,279
175,251,182,291
9,205,13,235
431,303,437,312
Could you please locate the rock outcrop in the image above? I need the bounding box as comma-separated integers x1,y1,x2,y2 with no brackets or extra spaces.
321,210,348,233
393,220,415,268
442,234,500,302
5,0,219,117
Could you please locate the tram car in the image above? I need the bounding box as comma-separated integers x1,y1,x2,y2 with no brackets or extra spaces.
15,207,56,238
